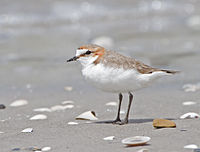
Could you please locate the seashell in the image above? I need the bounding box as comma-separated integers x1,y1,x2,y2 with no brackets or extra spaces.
64,86,73,91
41,147,51,151
184,144,198,149
76,111,98,120
182,101,196,106
121,136,151,146
180,112,200,119
51,105,74,111
51,105,65,111
0,131,4,134
33,108,51,112
21,128,33,133
153,119,176,128
30,114,47,120
10,99,28,107
105,102,117,106
68,122,78,125
103,136,115,141
62,100,74,104
63,105,74,109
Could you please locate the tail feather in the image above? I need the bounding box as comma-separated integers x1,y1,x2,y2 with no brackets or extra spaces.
161,70,180,74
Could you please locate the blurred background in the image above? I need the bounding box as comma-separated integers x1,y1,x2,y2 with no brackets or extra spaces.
0,0,200,102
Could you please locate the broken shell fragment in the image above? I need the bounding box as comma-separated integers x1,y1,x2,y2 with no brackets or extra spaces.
153,119,176,128
105,102,117,106
76,111,98,120
33,108,51,112
103,136,115,141
41,147,51,151
184,144,198,149
21,128,33,133
68,122,78,125
182,101,196,106
30,114,47,120
10,99,28,107
63,105,74,109
180,112,200,119
51,105,74,111
121,136,151,146
62,100,74,104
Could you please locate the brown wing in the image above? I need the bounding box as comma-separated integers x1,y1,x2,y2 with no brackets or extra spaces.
101,50,160,74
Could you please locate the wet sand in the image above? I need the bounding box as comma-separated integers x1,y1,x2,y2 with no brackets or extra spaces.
1,0,200,152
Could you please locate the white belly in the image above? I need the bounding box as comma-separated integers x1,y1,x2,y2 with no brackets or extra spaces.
82,63,167,93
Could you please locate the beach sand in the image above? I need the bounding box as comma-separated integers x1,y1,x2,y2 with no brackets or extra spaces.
1,0,200,151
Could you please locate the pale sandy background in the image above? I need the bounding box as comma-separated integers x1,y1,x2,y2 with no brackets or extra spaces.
0,0,200,151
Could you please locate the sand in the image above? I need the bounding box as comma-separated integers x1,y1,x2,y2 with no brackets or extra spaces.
1,0,200,151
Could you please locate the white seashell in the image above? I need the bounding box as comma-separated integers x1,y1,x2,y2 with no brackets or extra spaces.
10,99,28,107
64,86,73,91
62,100,74,104
182,101,196,106
63,105,74,109
41,147,51,151
76,111,98,120
137,149,149,152
121,136,151,146
68,122,78,125
105,102,117,106
103,136,115,141
33,108,51,112
51,105,65,111
180,112,200,119
184,144,198,149
30,114,47,120
0,131,4,134
21,128,33,133
51,105,74,111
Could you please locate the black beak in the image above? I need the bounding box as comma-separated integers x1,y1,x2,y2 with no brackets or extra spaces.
67,56,78,62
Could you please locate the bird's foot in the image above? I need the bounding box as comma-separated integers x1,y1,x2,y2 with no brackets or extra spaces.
117,119,128,125
112,118,121,124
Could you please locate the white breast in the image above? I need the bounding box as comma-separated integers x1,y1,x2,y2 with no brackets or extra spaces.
81,63,169,93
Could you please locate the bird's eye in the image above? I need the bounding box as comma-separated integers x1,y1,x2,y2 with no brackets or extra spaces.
85,50,92,55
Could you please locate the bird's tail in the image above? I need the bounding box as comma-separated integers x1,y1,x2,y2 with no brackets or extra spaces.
161,69,180,74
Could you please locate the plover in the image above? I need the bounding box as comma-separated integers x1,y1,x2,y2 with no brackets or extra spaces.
67,44,178,125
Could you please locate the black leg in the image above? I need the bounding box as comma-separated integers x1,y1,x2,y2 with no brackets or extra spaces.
120,92,133,125
112,93,123,124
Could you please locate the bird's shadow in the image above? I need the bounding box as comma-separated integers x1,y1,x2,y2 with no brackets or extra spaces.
94,118,176,124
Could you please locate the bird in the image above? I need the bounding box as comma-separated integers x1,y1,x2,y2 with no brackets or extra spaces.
67,44,178,125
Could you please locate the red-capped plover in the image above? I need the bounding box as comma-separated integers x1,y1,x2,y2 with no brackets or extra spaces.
67,44,178,125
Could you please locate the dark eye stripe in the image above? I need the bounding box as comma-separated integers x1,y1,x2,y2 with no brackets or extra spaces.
85,50,92,55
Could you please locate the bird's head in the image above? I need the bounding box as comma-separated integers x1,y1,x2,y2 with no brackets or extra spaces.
67,44,105,66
